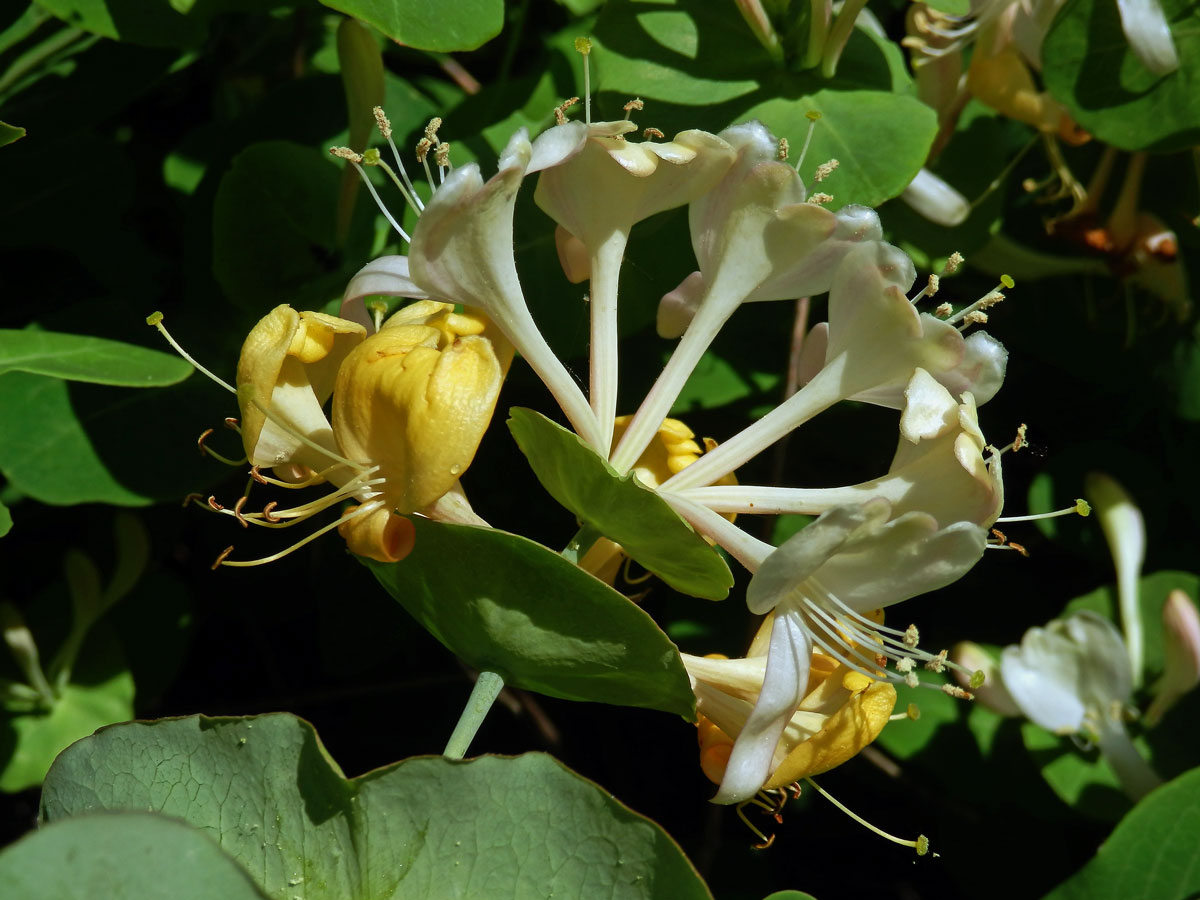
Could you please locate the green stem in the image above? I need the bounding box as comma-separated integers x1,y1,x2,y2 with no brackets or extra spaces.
443,670,505,760
560,524,605,565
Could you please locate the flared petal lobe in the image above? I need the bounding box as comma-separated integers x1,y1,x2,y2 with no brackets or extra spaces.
236,305,365,471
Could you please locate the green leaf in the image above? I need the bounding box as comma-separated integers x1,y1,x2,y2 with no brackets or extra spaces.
0,330,193,386
0,623,135,793
1042,0,1200,151
1043,766,1200,899
41,714,712,900
1020,722,1135,822
763,893,820,900
585,0,935,207
365,517,696,717
507,407,733,600
212,140,373,311
0,500,10,538
873,678,960,760
741,92,937,209
0,811,271,900
0,121,25,146
0,372,149,506
34,0,205,47
318,0,503,52
921,0,969,14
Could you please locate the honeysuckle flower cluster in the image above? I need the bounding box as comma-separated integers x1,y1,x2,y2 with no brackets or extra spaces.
328,73,1015,810
163,44,1030,831
953,480,1200,802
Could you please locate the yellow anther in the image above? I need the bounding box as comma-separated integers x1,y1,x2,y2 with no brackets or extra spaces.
372,106,392,139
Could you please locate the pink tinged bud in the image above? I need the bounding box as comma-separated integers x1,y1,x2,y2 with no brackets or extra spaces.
553,225,591,284
951,641,1022,717
656,271,704,338
1145,589,1200,726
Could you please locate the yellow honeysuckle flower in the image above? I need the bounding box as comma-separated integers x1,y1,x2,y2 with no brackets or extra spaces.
155,298,511,567
333,300,513,520
688,638,896,791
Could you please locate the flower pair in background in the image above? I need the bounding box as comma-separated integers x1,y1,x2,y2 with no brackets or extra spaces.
955,474,1200,802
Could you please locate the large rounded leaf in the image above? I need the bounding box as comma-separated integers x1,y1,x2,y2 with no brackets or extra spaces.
0,811,270,900
41,714,712,900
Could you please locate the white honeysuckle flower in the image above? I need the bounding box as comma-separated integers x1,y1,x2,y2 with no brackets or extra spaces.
901,167,970,227
677,368,1004,530
654,204,882,339
534,120,736,452
658,240,1007,493
340,255,436,332
707,497,988,802
1001,610,1162,800
341,121,607,452
610,121,882,474
1086,472,1146,685
1115,0,1179,75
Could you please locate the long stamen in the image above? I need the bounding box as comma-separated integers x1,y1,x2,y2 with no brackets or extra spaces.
146,313,236,394
997,499,1091,522
196,428,246,467
945,274,1013,326
330,147,411,242
575,38,592,125
372,106,424,212
804,777,930,855
223,475,386,528
793,110,821,177
363,148,423,220
217,499,384,568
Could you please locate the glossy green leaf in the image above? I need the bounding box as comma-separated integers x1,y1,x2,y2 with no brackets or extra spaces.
0,372,149,506
41,714,712,900
586,0,934,207
365,517,696,717
873,678,960,760
1020,722,1135,822
0,624,135,793
318,0,503,52
0,121,25,146
507,407,733,600
34,0,205,47
0,500,10,537
741,92,936,209
763,893,820,900
0,811,270,900
1043,766,1200,899
1042,0,1200,151
0,330,192,386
